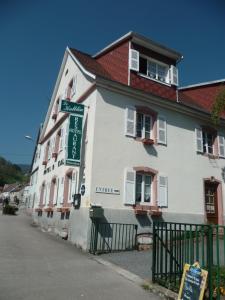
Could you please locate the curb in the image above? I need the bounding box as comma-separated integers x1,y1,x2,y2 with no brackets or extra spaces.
92,256,177,300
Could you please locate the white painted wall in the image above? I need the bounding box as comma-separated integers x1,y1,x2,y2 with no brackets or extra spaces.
89,87,225,220
45,54,94,135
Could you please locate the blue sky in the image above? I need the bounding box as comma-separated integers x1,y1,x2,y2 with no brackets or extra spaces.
0,0,225,165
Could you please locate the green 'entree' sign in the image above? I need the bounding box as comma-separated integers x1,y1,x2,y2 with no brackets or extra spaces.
60,100,84,116
66,115,83,166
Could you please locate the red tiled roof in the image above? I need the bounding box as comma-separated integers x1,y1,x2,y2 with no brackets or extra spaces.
179,82,225,116
69,48,112,80
69,47,225,117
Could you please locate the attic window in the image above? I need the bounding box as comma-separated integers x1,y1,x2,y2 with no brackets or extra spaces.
139,56,169,84
65,69,68,76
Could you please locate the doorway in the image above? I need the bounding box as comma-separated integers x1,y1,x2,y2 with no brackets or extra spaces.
204,181,218,224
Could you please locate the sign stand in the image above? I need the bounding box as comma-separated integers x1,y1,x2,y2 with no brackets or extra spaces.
178,262,208,300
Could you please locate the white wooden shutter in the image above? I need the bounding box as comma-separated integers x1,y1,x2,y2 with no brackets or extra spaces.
124,168,136,205
196,128,203,152
129,49,139,71
158,175,168,207
125,107,136,137
218,133,225,158
157,116,167,145
58,177,64,204
69,171,76,203
170,65,178,86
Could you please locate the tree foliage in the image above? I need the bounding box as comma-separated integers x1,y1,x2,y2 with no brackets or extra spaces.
0,156,29,187
212,88,225,125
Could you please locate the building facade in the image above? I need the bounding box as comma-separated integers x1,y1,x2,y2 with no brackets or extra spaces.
31,32,225,250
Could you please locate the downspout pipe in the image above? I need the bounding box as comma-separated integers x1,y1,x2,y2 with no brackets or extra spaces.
176,55,184,103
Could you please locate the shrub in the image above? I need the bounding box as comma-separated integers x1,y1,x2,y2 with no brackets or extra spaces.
3,204,18,215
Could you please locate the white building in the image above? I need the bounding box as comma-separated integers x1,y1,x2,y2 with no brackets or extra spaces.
31,32,225,250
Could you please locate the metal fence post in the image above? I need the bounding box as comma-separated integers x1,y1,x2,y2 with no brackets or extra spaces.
152,222,156,283
207,225,213,300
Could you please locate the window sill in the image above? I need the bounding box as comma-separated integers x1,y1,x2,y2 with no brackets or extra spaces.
203,153,218,159
35,208,42,212
44,207,53,212
136,137,154,145
133,204,162,216
138,73,171,87
57,207,70,212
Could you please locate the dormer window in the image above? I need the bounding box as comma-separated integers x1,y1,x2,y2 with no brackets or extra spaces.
129,49,178,86
139,56,169,84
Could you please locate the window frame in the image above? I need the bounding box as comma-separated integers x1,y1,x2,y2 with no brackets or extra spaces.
135,173,152,205
139,55,170,85
202,131,214,155
136,112,153,140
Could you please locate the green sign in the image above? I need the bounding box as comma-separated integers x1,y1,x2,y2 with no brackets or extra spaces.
66,115,83,166
60,100,84,116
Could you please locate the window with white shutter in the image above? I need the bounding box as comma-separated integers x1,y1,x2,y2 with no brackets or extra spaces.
218,134,225,158
125,107,136,137
157,116,167,145
170,65,178,86
129,49,139,72
53,178,59,205
58,177,64,204
124,168,136,205
71,75,77,97
59,128,64,151
158,175,168,207
196,128,203,153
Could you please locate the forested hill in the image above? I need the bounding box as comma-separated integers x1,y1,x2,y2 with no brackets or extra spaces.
0,156,29,187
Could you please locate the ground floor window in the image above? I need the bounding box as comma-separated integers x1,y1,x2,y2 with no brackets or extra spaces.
135,173,152,203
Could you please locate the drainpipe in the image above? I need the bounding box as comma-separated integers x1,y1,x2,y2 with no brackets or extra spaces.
176,55,184,103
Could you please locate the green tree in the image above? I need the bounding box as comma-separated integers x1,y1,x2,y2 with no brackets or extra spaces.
212,88,225,125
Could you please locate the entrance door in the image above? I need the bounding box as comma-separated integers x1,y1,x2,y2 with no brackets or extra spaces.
204,181,218,224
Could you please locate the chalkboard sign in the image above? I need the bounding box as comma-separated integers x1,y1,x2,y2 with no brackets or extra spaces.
178,263,208,300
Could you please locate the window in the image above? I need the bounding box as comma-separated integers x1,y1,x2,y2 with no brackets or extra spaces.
203,131,214,154
196,127,218,155
65,76,77,100
125,107,167,145
139,56,169,84
136,113,152,139
136,173,152,203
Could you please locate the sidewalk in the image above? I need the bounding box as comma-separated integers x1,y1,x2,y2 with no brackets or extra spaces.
101,250,153,281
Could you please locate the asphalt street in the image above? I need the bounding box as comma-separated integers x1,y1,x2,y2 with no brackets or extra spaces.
0,211,159,300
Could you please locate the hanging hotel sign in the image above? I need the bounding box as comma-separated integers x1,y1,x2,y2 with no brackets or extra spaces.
66,114,83,166
178,262,208,300
60,100,84,116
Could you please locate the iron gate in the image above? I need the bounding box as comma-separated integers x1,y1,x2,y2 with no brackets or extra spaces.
89,221,138,254
152,222,225,299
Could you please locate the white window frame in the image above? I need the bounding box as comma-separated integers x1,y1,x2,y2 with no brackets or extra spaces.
136,113,153,139
139,55,170,85
135,173,152,205
202,131,214,155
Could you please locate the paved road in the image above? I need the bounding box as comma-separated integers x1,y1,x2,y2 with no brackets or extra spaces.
0,212,159,300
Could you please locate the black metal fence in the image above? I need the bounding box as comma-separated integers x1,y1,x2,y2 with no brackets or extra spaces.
152,222,225,299
89,221,138,254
